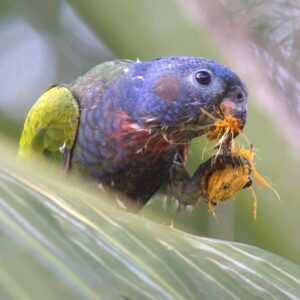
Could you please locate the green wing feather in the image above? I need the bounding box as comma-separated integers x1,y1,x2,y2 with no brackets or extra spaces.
18,86,79,165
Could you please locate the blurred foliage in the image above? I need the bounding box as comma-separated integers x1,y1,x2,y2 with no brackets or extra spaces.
70,0,218,60
1,138,300,299
0,0,300,278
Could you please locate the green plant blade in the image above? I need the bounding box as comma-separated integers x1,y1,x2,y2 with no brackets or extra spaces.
0,166,300,300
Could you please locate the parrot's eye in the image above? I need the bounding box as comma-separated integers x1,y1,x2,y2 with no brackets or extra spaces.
195,70,212,85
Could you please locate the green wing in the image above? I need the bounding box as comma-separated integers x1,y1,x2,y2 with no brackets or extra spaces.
18,85,79,166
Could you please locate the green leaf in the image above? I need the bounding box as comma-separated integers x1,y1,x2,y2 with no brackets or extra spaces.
0,143,300,300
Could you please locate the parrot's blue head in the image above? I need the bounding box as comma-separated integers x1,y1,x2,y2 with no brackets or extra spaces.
118,56,247,140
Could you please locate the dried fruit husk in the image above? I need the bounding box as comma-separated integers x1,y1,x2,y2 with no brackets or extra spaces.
202,113,274,219
201,158,250,203
200,154,252,217
206,115,244,141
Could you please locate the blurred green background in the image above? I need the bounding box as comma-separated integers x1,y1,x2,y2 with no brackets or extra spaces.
1,0,300,267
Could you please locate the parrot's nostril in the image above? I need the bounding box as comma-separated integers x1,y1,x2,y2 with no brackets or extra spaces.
236,93,243,100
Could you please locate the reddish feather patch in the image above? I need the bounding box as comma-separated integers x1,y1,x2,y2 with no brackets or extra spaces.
111,110,185,155
112,110,150,146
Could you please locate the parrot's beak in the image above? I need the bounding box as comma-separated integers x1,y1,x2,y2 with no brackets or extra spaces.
220,99,247,127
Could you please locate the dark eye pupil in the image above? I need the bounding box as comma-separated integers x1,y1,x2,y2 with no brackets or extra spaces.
237,93,243,100
195,70,211,85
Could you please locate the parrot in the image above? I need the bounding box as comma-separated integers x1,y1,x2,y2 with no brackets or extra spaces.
18,56,248,208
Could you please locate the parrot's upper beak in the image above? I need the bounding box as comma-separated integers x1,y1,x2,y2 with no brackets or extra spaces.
220,99,247,127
